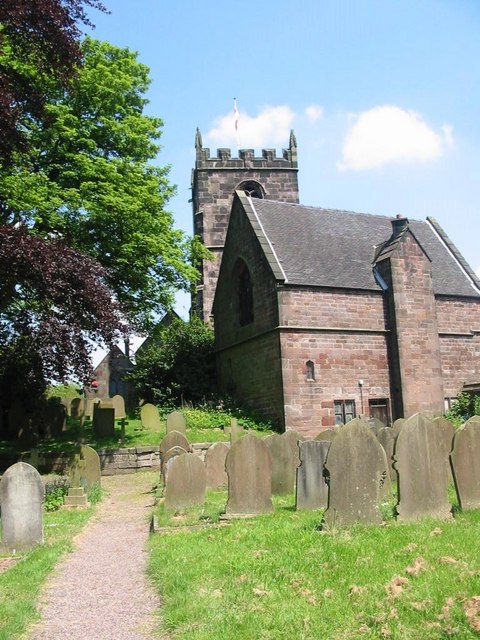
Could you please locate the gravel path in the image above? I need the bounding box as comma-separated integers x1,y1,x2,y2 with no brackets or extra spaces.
26,471,166,640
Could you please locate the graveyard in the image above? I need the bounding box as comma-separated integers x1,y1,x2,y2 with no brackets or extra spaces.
2,409,480,638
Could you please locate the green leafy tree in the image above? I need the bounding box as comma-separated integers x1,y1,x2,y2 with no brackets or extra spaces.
130,317,216,406
0,38,199,328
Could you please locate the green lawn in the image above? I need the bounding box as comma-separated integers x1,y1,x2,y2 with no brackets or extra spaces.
149,489,480,639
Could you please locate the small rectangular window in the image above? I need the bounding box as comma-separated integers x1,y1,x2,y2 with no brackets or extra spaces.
334,400,356,425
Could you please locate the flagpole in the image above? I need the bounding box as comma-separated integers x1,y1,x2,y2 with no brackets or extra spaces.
234,97,240,150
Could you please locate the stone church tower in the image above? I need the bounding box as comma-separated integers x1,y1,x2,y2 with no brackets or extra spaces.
191,129,300,321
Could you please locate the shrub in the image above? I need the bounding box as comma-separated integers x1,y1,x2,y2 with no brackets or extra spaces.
44,476,70,511
445,391,480,427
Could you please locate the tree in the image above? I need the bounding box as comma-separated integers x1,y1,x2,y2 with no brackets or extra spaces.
0,38,199,328
0,0,107,163
0,224,125,410
130,317,216,406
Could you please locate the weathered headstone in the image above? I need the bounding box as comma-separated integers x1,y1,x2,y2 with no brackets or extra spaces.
391,418,406,435
43,399,67,438
323,418,389,527
314,429,337,442
225,434,273,516
160,431,191,465
110,395,126,419
296,440,330,510
70,397,85,419
92,404,115,438
164,453,206,512
166,410,187,435
377,427,395,479
161,445,188,487
225,417,244,444
69,445,101,490
394,413,452,521
0,462,44,550
140,403,162,431
264,431,302,495
450,420,480,510
205,441,229,489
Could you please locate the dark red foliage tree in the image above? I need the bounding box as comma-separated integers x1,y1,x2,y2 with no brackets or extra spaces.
0,0,107,162
0,225,126,409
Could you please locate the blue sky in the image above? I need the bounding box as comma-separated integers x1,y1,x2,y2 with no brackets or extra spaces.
86,0,480,319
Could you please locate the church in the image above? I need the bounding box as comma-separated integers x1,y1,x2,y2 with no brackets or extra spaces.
192,131,480,437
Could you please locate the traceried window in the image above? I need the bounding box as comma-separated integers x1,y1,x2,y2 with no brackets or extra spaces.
334,400,356,425
234,259,254,326
306,360,315,381
237,180,265,199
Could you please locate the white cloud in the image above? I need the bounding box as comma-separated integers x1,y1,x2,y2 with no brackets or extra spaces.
338,105,453,171
305,104,324,122
206,105,295,148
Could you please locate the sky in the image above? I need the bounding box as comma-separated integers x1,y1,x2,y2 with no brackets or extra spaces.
85,0,480,322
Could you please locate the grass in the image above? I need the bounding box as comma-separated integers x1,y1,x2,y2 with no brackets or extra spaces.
149,488,480,639
0,505,95,640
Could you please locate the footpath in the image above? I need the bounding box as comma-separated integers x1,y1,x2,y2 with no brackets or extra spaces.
26,471,166,640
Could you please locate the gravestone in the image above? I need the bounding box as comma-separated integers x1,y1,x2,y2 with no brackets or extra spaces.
70,397,85,419
369,417,386,431
377,427,395,479
161,445,188,487
433,416,455,482
43,399,67,438
140,403,162,431
69,445,101,490
0,462,44,550
164,453,206,512
264,431,302,495
314,429,337,442
225,434,273,516
450,420,480,510
205,441,229,489
394,413,452,521
110,395,126,419
92,404,115,438
85,398,101,419
166,410,187,435
60,397,72,417
391,418,406,435
296,440,330,510
323,418,389,527
225,417,244,444
160,431,191,466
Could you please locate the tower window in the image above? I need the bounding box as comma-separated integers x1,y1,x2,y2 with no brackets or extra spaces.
306,360,315,381
237,180,265,199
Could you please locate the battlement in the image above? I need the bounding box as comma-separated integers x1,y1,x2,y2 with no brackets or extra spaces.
194,128,298,169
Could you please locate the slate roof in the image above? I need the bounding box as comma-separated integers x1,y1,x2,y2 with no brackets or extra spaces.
244,197,480,298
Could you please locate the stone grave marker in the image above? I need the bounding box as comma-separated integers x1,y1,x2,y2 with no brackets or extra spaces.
0,462,44,550
161,445,188,487
69,445,101,490
377,427,395,479
140,403,162,431
225,433,273,516
296,439,330,510
394,413,452,521
450,420,480,510
92,404,115,438
110,395,126,419
264,431,302,495
391,418,406,435
433,416,455,481
70,397,85,419
160,430,191,459
225,417,244,444
164,453,207,512
314,429,337,442
85,398,102,419
166,410,187,435
323,418,389,527
369,417,386,431
205,441,229,489
43,399,67,438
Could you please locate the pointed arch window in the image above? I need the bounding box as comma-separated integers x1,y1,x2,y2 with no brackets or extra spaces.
233,259,254,326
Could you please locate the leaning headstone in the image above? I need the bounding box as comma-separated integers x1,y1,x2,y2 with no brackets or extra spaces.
164,453,206,512
314,429,337,443
323,418,389,527
0,462,44,550
110,395,126,420
161,445,188,487
450,420,480,510
140,403,162,431
160,431,191,463
225,434,273,516
92,404,115,438
264,431,302,495
296,440,330,510
166,410,187,435
69,445,101,490
377,427,395,479
205,442,229,489
394,413,452,521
